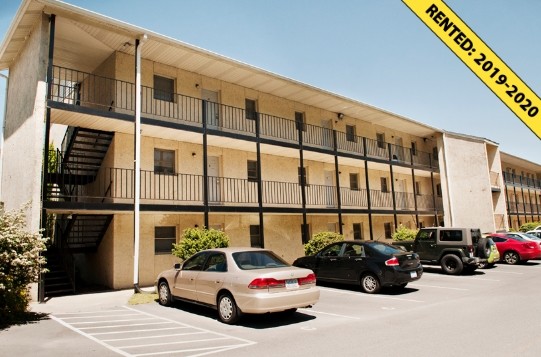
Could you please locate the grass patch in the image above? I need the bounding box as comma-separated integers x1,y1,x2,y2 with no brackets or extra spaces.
128,292,158,305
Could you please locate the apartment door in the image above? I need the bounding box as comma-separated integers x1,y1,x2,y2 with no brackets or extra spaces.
202,89,220,128
321,119,333,148
396,179,408,209
325,170,335,207
394,136,404,161
207,156,221,203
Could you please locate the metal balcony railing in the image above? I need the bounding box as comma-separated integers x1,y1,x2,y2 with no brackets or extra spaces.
503,172,541,190
49,66,439,171
45,165,440,212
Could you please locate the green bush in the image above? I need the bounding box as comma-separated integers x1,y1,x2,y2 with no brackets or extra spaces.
303,231,344,256
172,227,230,261
0,205,48,321
392,225,418,241
519,222,541,232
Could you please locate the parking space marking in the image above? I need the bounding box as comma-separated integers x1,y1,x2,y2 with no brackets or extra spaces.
318,286,424,303
52,306,256,357
408,283,468,291
300,308,361,320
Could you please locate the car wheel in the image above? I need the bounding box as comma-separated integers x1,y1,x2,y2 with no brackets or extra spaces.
217,293,241,324
360,273,381,294
503,251,519,265
440,254,463,275
158,281,172,306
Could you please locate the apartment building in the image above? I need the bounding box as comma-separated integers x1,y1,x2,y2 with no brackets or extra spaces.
500,153,541,229
0,0,538,297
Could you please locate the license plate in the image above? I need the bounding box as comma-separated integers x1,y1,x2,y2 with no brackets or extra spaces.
410,271,417,278
285,279,299,289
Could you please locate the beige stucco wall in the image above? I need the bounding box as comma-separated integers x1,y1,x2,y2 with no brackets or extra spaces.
439,134,496,232
1,14,49,231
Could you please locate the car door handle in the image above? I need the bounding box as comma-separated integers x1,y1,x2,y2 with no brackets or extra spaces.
354,258,364,261
329,258,338,261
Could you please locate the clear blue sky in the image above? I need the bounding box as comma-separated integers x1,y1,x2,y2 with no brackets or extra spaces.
1,0,540,164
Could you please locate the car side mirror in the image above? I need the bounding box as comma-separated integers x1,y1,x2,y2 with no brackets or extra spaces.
174,263,182,270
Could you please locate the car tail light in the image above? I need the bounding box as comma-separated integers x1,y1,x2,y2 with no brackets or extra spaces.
523,243,536,249
385,257,399,266
298,273,316,285
248,278,285,289
467,245,474,254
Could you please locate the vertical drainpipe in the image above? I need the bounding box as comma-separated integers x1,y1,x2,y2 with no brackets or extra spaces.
430,171,437,226
255,113,264,246
512,175,520,227
333,130,342,234
133,35,147,293
39,14,56,303
363,137,373,240
504,174,512,230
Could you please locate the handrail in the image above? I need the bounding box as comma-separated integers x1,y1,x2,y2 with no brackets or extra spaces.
45,165,439,211
49,65,439,171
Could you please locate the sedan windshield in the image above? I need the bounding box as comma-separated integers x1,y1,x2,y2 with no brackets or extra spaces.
233,251,289,270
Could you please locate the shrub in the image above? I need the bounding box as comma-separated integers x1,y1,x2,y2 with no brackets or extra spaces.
519,222,541,232
392,225,418,241
172,227,230,261
0,205,48,321
303,231,344,256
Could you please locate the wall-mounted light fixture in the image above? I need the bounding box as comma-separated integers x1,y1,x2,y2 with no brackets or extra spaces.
337,113,344,120
192,152,196,157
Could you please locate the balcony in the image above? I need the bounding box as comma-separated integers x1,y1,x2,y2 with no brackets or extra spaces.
45,165,441,213
503,172,541,190
48,66,438,171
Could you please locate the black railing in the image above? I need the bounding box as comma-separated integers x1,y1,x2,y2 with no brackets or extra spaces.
46,165,440,211
49,65,438,170
503,172,541,190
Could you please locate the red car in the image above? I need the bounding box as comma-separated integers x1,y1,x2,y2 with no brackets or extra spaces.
487,233,541,265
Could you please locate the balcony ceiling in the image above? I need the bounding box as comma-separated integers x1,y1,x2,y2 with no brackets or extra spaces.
1,0,442,139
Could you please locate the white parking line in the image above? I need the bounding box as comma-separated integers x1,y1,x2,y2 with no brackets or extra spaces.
318,286,424,302
300,309,361,320
52,306,256,357
408,283,468,291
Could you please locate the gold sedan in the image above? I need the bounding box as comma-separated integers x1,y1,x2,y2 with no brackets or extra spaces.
155,247,320,324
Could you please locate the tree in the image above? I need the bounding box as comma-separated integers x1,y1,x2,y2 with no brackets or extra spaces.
303,231,344,256
172,227,230,261
519,222,540,232
392,224,418,241
0,204,48,321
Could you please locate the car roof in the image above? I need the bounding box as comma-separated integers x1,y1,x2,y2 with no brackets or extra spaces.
198,247,271,253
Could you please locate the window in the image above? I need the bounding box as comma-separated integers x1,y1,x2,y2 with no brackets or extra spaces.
298,167,308,186
353,223,363,240
183,252,208,271
153,75,174,102
250,225,263,248
381,177,388,193
154,149,175,174
346,125,357,142
247,160,258,182
245,98,257,120
376,133,385,149
155,226,176,254
436,183,442,197
411,141,417,156
203,252,227,272
350,173,359,190
440,230,463,242
301,224,311,244
295,111,306,131
417,229,435,241
321,243,342,257
415,181,421,195
432,147,438,161
384,223,393,239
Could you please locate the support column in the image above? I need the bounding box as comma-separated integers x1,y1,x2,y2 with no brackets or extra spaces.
255,113,264,247
333,130,343,234
363,138,373,240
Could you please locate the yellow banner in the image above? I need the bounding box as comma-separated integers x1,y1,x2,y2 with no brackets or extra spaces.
402,0,541,139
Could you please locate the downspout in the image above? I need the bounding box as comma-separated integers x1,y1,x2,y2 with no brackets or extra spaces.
133,34,147,294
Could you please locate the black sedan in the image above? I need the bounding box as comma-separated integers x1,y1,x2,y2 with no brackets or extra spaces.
293,240,423,294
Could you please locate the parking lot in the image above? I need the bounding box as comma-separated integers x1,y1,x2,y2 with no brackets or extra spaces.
3,262,541,357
